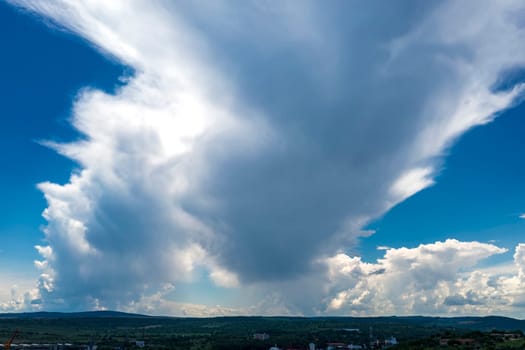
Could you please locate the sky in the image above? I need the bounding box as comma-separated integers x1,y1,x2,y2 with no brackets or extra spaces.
1,0,525,317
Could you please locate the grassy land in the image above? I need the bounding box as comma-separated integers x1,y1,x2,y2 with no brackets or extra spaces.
395,330,525,350
1,315,523,350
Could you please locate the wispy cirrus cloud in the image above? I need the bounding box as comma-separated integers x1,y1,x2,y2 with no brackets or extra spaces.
4,0,525,315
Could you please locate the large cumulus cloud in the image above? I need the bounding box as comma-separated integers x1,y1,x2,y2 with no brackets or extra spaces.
324,241,525,317
6,0,525,313
325,240,505,315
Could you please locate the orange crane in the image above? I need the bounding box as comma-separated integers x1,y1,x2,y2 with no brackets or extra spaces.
4,330,19,350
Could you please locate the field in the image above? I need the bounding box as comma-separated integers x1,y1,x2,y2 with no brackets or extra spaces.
1,312,524,350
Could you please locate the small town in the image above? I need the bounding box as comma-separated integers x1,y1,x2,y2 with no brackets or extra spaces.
266,338,398,350
253,331,398,350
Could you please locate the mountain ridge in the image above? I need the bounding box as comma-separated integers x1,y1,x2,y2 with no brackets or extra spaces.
0,311,523,330
0,310,151,319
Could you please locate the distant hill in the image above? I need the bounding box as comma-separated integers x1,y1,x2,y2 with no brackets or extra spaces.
0,312,523,331
0,310,150,319
324,315,525,331
414,315,525,331
332,315,525,331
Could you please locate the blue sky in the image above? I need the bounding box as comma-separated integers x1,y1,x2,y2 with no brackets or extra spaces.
0,1,125,274
364,101,525,262
1,0,525,316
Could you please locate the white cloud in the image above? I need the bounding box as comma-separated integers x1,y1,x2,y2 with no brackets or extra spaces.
376,246,392,251
209,267,240,289
389,167,434,202
323,239,519,316
0,270,41,312
514,243,525,281
6,0,525,314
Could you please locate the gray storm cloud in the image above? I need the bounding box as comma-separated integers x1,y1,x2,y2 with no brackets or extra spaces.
8,0,525,313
